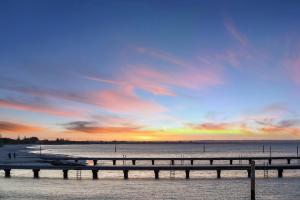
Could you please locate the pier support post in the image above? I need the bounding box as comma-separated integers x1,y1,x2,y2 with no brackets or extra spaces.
249,159,252,165
113,160,116,165
230,160,233,165
210,160,213,165
93,160,97,166
123,170,129,179
171,160,174,165
92,170,98,179
278,169,283,178
251,161,255,200
4,169,11,178
268,158,272,165
287,159,291,164
33,169,40,179
132,160,136,165
247,169,251,178
63,170,68,179
190,160,194,165
154,170,159,179
185,170,190,179
152,160,155,165
217,170,221,178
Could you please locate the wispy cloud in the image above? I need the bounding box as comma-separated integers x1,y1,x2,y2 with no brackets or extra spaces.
224,17,248,46
62,121,141,134
0,121,44,133
0,81,166,115
89,85,166,114
0,98,80,117
285,54,300,85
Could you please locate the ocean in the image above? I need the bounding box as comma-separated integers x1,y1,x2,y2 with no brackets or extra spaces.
1,142,300,200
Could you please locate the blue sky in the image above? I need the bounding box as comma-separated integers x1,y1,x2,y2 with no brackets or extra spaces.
0,0,300,140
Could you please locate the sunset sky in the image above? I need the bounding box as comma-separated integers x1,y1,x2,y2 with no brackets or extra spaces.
0,0,300,141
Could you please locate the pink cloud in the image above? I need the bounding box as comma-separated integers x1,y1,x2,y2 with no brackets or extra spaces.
224,17,248,46
134,48,224,90
285,56,300,85
85,74,176,96
89,85,166,114
0,99,79,117
128,66,223,90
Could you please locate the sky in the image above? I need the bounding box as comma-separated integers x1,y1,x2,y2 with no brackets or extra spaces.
0,0,300,141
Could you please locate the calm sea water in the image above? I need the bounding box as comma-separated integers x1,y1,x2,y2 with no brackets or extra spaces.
1,143,300,199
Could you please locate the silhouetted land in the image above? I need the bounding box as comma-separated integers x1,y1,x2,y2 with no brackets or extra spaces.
0,137,300,145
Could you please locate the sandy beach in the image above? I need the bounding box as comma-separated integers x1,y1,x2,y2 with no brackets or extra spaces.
0,145,45,165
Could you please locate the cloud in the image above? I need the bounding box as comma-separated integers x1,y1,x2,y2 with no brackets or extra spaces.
85,74,176,96
183,121,249,135
224,17,248,46
85,47,224,97
285,55,300,85
126,65,223,90
0,98,79,117
0,81,166,115
62,121,142,134
89,85,166,114
257,119,300,136
0,121,44,133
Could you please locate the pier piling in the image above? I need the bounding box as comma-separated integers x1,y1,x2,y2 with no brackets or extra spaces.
93,160,97,166
154,170,159,179
132,160,136,165
217,170,221,178
113,160,116,165
92,170,98,179
63,170,68,179
123,170,129,179
33,169,40,179
151,160,155,165
278,169,283,178
4,169,11,178
247,169,251,178
185,170,190,179
251,161,255,200
210,160,213,165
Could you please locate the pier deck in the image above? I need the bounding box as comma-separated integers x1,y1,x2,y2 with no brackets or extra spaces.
1,164,300,179
40,155,300,165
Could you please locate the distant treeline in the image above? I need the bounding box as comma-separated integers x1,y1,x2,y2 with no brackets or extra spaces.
0,136,300,145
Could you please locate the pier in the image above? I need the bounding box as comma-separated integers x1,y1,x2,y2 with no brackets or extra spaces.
41,155,300,165
1,164,300,179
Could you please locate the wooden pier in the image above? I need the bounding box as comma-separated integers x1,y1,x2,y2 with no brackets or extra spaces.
1,164,300,179
41,155,300,165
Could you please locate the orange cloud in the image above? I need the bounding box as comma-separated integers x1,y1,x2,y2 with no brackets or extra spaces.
0,98,79,117
0,121,44,133
187,122,235,130
257,118,300,136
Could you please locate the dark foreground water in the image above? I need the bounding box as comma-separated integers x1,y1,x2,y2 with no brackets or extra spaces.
1,142,300,200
